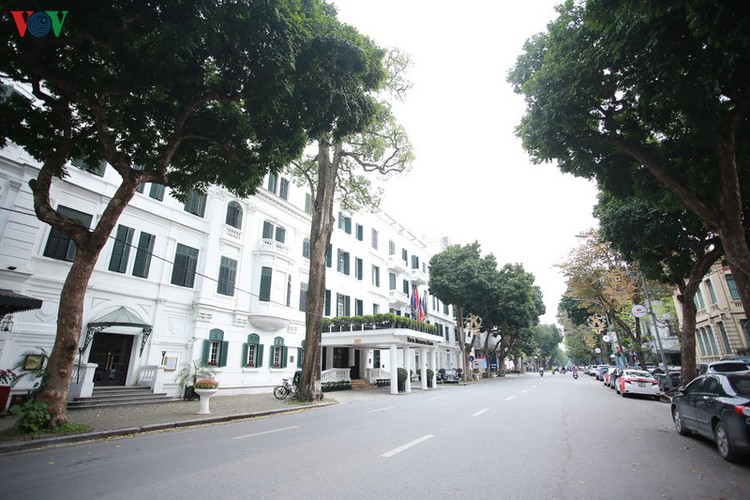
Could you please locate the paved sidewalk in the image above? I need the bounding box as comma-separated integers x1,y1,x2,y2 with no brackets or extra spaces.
0,386,395,454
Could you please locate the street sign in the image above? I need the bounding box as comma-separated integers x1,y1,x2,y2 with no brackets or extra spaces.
631,304,647,318
595,348,601,354
603,335,611,342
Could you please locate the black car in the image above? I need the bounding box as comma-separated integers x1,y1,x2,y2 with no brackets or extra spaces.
671,373,750,462
441,369,459,383
654,371,681,391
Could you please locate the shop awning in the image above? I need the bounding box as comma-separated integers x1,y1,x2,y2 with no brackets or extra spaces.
0,289,43,317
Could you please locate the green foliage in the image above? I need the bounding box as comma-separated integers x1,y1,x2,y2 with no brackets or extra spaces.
10,401,51,435
178,361,217,388
397,368,408,384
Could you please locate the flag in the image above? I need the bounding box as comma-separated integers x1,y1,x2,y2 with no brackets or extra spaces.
421,293,428,320
411,287,419,313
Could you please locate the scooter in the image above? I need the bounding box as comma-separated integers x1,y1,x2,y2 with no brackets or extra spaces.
573,372,578,379
539,368,544,377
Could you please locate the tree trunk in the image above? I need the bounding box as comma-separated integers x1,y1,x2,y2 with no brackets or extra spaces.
717,222,750,318
454,307,471,382
298,139,337,402
32,176,137,427
676,286,698,384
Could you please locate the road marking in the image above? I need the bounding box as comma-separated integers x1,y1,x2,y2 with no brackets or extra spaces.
233,426,299,440
367,406,395,413
472,408,490,417
429,396,443,401
382,434,434,457
505,396,515,401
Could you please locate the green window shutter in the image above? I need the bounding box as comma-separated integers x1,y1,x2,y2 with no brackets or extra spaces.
344,296,351,316
256,344,264,367
325,289,331,316
326,244,332,268
109,225,134,273
297,347,303,368
242,343,248,367
201,340,210,366
259,267,272,302
344,254,350,275
282,347,288,368
269,346,275,367
218,341,229,367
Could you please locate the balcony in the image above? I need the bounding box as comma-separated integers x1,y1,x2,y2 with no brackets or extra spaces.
410,268,428,285
256,238,289,257
388,290,410,307
387,255,408,273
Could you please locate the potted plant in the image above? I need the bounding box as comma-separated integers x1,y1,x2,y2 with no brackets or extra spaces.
0,368,20,414
397,367,408,393
426,368,435,388
178,361,216,401
193,378,219,414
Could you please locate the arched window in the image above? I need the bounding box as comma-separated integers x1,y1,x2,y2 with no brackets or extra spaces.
243,334,263,368
226,201,243,229
202,329,228,367
271,337,287,369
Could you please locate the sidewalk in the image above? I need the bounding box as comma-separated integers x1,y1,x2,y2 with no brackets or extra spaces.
0,386,394,454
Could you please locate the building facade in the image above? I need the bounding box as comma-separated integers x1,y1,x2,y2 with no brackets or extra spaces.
673,262,750,364
0,140,460,403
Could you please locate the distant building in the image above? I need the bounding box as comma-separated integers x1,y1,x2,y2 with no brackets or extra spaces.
0,136,459,405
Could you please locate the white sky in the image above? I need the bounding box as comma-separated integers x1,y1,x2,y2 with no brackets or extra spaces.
332,0,599,324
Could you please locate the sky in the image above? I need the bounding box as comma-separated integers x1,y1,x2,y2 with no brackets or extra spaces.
332,0,600,324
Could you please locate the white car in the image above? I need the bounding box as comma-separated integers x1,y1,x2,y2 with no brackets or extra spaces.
617,369,661,400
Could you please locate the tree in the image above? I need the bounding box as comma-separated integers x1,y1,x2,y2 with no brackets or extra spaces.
533,324,564,367
291,35,414,401
595,193,721,381
509,1,750,317
0,0,357,427
429,243,496,382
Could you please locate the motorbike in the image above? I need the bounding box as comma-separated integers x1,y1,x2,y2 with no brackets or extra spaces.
539,368,544,377
573,372,578,379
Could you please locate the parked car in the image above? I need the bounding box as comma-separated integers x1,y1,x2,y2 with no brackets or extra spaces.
616,369,661,400
587,365,598,376
697,361,750,376
671,373,750,462
603,366,619,387
653,371,682,392
607,367,624,389
596,365,610,381
441,369,460,383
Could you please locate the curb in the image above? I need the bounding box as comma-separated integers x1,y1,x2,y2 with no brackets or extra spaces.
0,401,335,454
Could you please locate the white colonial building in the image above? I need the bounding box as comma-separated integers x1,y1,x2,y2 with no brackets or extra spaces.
0,133,461,406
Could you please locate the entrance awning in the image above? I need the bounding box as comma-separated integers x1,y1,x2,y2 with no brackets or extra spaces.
83,306,152,356
0,289,43,317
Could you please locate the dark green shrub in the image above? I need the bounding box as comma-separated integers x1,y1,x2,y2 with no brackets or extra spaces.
10,401,51,434
397,367,408,383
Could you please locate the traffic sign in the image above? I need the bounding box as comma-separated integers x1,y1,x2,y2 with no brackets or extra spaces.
631,304,647,318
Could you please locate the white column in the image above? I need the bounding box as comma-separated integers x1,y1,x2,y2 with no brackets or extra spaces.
420,347,428,389
389,344,399,394
403,345,412,393
430,347,437,388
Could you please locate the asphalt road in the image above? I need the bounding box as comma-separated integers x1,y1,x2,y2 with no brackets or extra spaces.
1,373,748,499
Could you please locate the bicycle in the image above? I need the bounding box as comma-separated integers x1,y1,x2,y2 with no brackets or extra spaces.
273,378,296,400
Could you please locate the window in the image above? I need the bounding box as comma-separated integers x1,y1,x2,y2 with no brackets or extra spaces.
259,266,273,302
705,325,719,355
726,274,740,301
373,303,380,314
243,334,263,367
696,329,707,356
132,232,155,278
389,240,395,256
262,221,286,243
217,257,237,296
355,257,364,280
304,193,313,215
225,201,243,229
356,224,364,241
149,183,165,201
267,173,278,193
694,289,705,309
43,206,93,261
411,255,420,269
444,303,450,315
325,289,331,316
286,275,292,307
336,293,351,316
704,279,717,304
741,319,750,345
326,244,332,268
389,272,397,290
171,244,199,287
108,225,134,273
355,299,364,316
271,337,288,368
717,322,731,354
297,340,305,369
302,238,310,259
184,189,207,217
371,228,379,249
202,329,228,367
337,250,350,275
338,213,352,234
279,178,289,200
402,279,409,294
402,248,408,262
299,283,308,311
372,265,380,287
71,157,106,176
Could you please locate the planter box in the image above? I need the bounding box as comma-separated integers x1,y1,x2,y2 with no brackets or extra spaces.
322,385,351,392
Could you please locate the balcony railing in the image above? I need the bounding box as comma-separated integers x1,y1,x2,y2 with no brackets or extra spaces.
388,290,409,306
257,238,289,256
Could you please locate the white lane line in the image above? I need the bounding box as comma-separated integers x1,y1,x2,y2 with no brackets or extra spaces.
505,396,515,401
367,406,395,413
382,435,435,458
233,426,299,440
472,408,490,417
429,396,443,401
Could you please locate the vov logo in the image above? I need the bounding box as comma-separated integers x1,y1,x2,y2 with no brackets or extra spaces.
10,11,69,37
